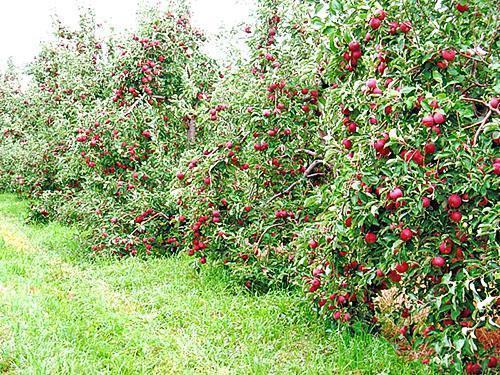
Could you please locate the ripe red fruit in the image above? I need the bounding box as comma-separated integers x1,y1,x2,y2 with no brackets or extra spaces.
456,3,469,12
422,197,431,208
344,216,352,227
448,194,462,208
490,97,499,109
375,269,384,277
439,240,453,254
176,172,185,180
400,228,413,241
424,143,436,154
373,139,388,155
488,357,498,368
388,270,401,282
421,115,434,127
352,50,362,59
399,21,411,33
494,162,500,175
348,42,360,52
449,211,462,222
400,326,408,336
395,261,409,273
466,363,482,374
366,78,377,90
433,112,445,124
365,232,377,244
342,139,352,149
437,60,448,69
389,187,403,200
308,239,318,249
374,9,386,20
199,257,206,264
369,17,382,30
309,278,321,292
441,49,456,62
431,256,445,267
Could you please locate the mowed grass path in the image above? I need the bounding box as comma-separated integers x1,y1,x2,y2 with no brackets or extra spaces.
0,194,430,374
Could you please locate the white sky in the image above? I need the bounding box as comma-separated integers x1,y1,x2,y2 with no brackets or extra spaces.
0,0,254,70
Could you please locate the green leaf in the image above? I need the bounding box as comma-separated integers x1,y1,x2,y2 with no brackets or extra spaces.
455,338,465,351
432,70,443,84
323,26,336,36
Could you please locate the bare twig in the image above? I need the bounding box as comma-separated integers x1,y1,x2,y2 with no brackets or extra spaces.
296,148,317,156
267,180,301,203
266,159,328,204
123,94,145,117
307,172,325,178
303,159,322,177
256,223,282,248
461,97,488,106
472,110,492,146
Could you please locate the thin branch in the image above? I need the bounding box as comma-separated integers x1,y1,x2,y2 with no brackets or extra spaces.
303,159,323,177
266,159,328,204
307,172,325,178
461,97,488,106
123,94,146,117
472,110,492,146
256,223,282,248
296,148,317,156
267,180,301,203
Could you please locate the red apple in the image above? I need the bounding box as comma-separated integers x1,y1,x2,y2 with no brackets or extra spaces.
365,232,377,244
421,115,434,127
422,197,431,208
400,228,413,241
449,211,462,222
441,49,456,62
448,194,462,208
369,17,381,30
431,256,445,267
396,261,409,273
308,239,319,249
389,187,403,200
433,112,446,124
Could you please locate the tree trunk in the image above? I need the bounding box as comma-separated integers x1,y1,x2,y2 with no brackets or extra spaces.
187,117,196,143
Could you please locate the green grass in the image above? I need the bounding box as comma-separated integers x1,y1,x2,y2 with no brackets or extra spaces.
0,193,431,374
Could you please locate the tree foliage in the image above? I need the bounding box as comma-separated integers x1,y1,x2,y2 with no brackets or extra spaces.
0,0,498,371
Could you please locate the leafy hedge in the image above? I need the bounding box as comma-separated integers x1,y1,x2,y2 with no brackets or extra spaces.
0,0,498,372
299,0,499,372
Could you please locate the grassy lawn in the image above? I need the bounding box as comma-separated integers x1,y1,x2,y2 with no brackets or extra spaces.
0,194,431,374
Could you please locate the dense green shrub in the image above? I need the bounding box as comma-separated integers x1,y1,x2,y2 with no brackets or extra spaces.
299,0,499,371
173,0,326,289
